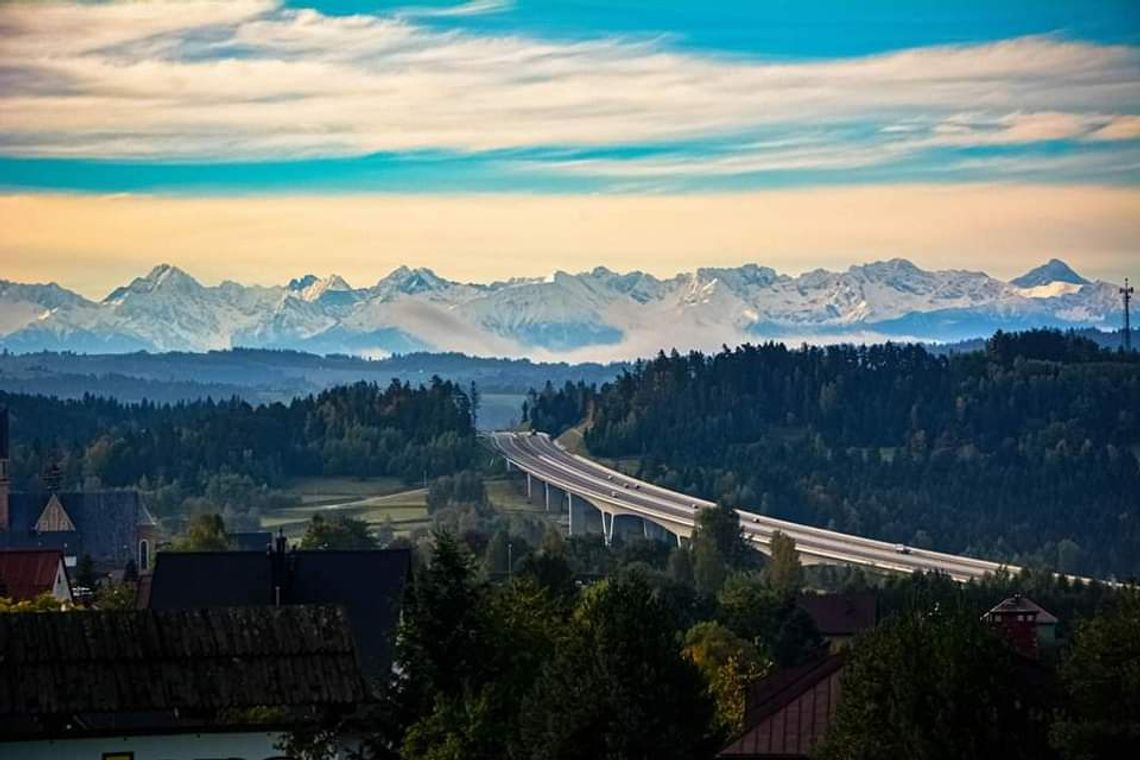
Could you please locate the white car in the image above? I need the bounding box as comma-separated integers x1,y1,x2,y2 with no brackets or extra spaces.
894,544,912,554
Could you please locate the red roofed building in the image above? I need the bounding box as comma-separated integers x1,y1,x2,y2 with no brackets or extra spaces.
983,594,1059,658
719,654,845,759
0,549,72,603
797,592,878,651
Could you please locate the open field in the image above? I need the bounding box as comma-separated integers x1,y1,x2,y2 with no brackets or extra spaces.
263,478,430,538
486,477,546,514
286,476,412,505
263,473,564,540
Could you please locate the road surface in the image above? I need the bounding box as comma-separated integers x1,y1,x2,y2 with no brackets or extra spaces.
488,431,1020,583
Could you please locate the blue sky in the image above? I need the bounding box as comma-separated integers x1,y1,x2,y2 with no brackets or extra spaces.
0,1,1137,293
299,1,1140,55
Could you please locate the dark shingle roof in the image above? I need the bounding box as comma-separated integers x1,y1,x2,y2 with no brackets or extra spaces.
742,654,846,731
147,548,411,676
1,491,142,565
0,606,366,718
0,549,67,601
797,592,878,637
984,594,1059,625
229,530,272,551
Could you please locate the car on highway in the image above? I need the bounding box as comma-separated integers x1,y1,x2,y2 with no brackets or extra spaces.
894,544,912,554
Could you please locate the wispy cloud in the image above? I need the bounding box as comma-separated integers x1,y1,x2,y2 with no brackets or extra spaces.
0,0,1136,175
536,114,1140,179
395,0,513,19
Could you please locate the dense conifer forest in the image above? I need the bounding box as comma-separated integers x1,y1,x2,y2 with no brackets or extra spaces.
525,331,1140,577
1,379,479,522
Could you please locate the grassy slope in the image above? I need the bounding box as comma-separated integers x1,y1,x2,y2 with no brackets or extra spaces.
263,477,430,538
262,474,557,539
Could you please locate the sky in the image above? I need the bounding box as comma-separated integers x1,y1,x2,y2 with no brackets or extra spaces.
1,0,1138,296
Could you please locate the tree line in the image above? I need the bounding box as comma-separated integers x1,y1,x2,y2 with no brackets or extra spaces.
525,331,1140,577
281,491,1136,760
1,378,480,525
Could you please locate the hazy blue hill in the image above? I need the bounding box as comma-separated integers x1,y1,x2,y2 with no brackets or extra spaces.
931,327,1134,355
0,348,626,429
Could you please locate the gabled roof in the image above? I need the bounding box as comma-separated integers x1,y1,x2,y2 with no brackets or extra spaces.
146,548,411,676
0,606,366,719
0,549,66,601
985,594,1059,625
742,654,846,730
33,493,76,532
721,654,846,758
1,490,143,564
797,592,878,637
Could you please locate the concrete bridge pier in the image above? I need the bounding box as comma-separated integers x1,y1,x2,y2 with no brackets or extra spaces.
566,492,599,538
641,517,679,546
526,472,532,501
544,481,550,512
601,511,615,547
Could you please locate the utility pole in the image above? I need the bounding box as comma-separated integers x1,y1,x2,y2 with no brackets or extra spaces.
1122,277,1135,351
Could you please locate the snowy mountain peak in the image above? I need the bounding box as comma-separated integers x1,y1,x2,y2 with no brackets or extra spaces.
0,259,1122,361
288,274,319,291
377,266,450,296
1011,259,1089,288
145,263,196,287
292,274,354,302
104,264,201,303
850,258,923,278
695,263,779,291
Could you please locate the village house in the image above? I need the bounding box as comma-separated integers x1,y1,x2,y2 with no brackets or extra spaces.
0,605,371,759
142,535,411,677
0,408,160,573
0,549,72,603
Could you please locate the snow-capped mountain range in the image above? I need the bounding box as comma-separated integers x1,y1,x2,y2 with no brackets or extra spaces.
0,259,1125,362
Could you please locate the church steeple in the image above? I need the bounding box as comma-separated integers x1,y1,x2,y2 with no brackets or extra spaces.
34,459,75,533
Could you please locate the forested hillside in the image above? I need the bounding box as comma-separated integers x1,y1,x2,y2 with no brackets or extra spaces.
2,379,478,523
0,349,624,424
526,331,1140,577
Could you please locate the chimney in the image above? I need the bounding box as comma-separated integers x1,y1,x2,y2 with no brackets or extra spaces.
270,528,289,606
0,406,9,531
43,462,62,494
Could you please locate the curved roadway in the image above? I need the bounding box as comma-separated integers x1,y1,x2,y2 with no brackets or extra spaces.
489,431,1019,583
